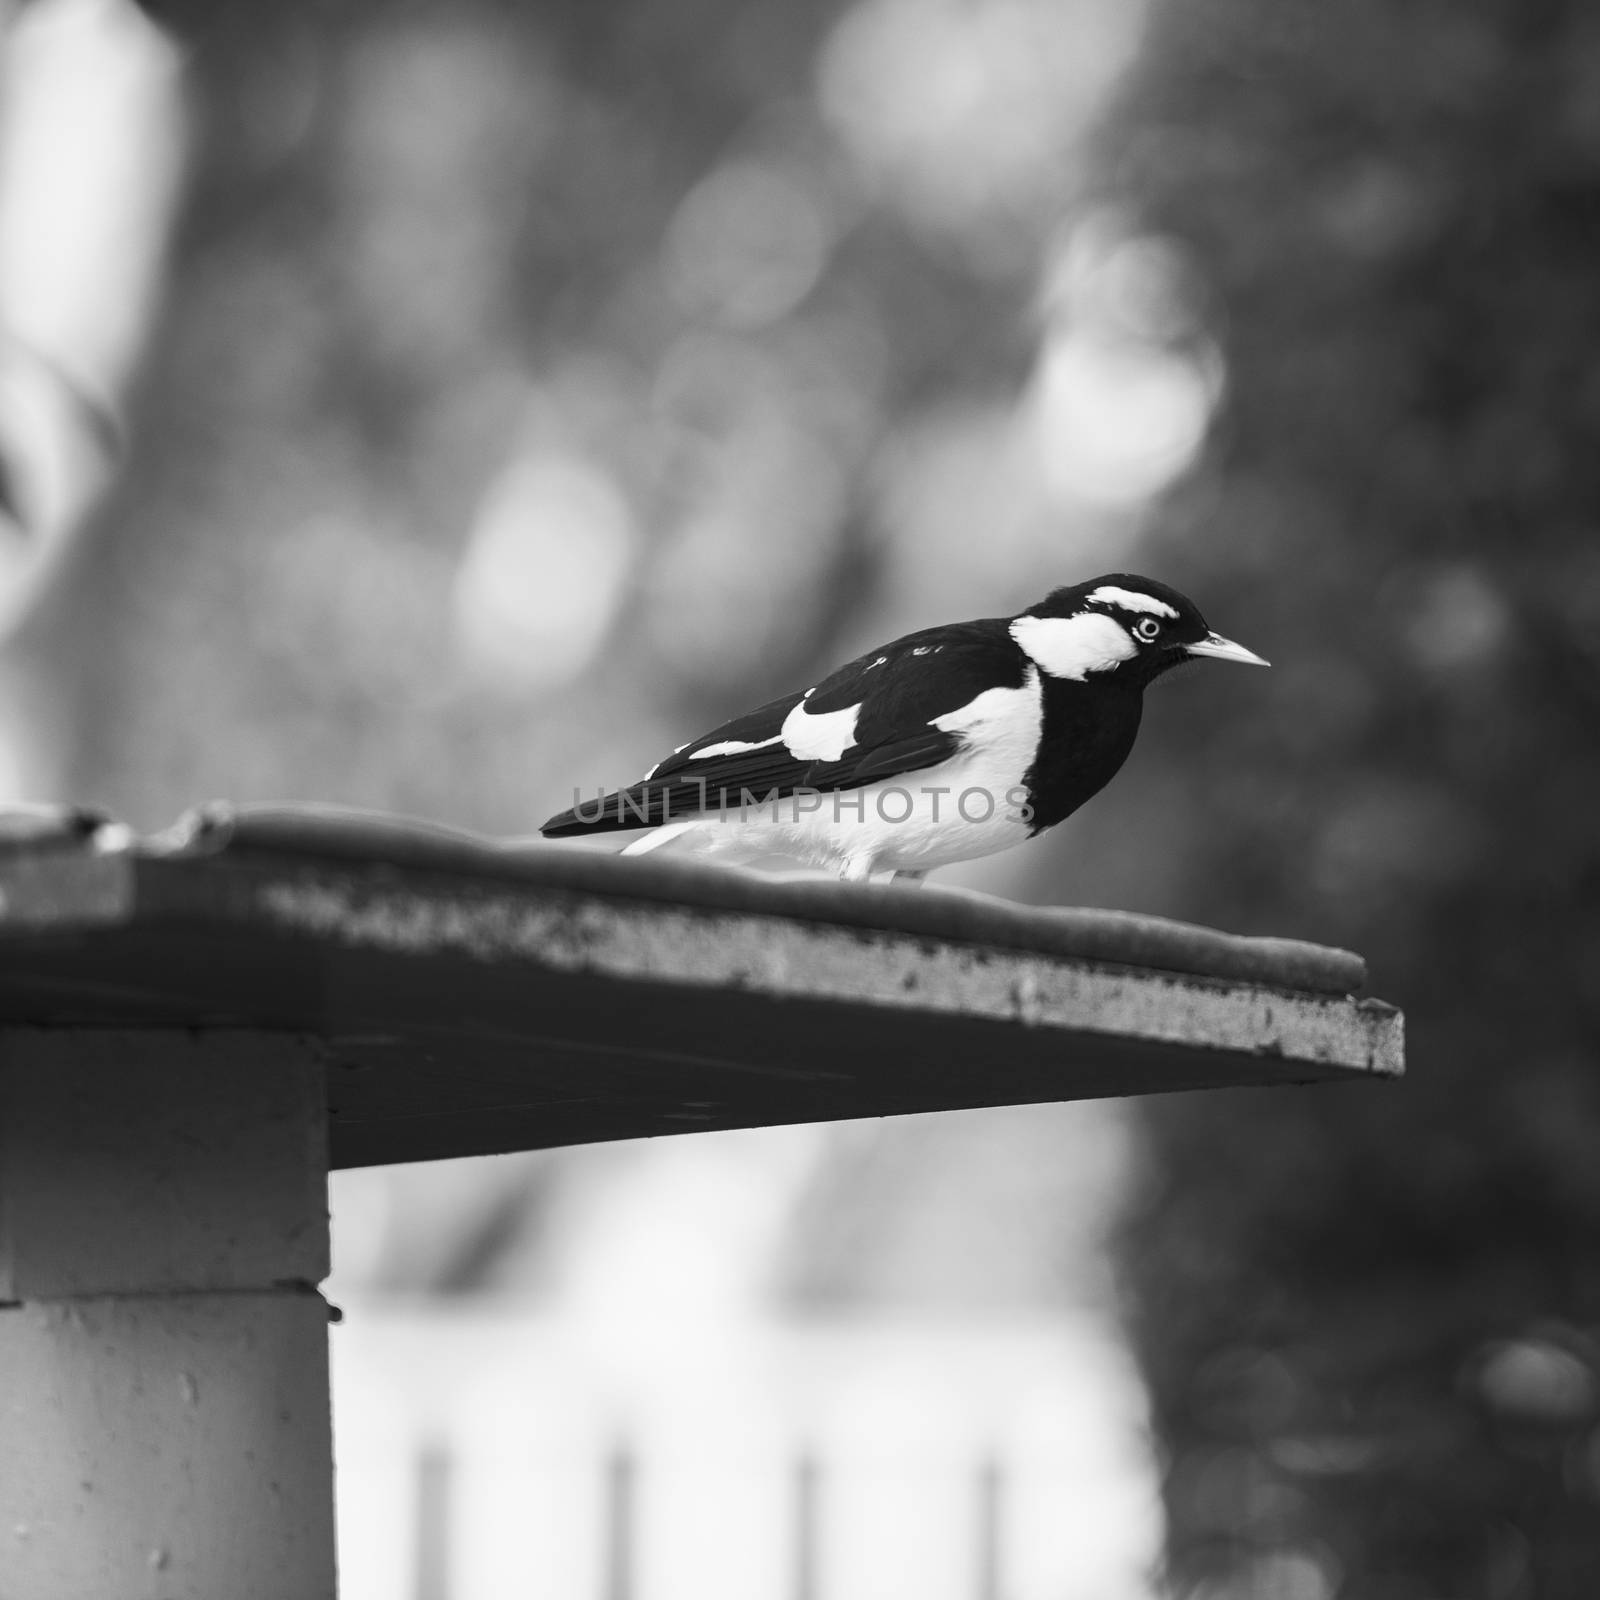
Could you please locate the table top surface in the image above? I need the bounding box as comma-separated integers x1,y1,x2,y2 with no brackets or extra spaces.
0,803,1403,1168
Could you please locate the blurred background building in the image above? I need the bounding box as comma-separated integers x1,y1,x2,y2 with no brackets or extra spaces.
2,0,1598,1595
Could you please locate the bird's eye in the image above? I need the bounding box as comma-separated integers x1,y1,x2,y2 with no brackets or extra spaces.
1134,618,1162,641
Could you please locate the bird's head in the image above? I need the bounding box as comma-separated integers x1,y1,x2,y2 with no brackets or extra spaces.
1011,573,1268,688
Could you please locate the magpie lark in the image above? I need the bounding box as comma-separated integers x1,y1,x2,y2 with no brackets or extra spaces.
541,574,1267,881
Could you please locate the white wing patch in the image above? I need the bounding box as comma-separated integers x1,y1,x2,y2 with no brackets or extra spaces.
686,734,784,761
643,741,691,779
781,693,861,761
1010,613,1137,680
1087,585,1177,618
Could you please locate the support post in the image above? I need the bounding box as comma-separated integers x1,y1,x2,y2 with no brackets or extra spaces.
0,1029,334,1600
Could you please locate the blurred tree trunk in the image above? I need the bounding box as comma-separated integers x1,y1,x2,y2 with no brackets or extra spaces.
1106,1,1600,1594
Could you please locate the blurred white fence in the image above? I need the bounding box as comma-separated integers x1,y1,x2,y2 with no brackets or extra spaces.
332,1307,1160,1600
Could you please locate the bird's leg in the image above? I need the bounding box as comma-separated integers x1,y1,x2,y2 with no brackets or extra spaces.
838,856,875,884
891,869,928,887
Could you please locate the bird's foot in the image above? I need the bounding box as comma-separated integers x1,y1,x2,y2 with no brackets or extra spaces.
891,869,928,887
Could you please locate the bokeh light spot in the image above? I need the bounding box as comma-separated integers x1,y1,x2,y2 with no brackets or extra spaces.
663,160,834,329
454,452,635,687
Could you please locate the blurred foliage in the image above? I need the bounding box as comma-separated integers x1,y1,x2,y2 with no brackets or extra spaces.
29,0,1151,835
1102,0,1600,1594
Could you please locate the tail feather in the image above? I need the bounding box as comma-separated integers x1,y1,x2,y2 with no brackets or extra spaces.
540,782,668,838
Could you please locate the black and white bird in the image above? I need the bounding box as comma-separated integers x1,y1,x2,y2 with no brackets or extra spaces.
541,574,1267,881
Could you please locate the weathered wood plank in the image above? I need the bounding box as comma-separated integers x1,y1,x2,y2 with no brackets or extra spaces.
0,803,1403,1169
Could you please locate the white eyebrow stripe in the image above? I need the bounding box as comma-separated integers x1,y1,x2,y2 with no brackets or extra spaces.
1087,585,1178,618
685,734,785,760
781,694,861,761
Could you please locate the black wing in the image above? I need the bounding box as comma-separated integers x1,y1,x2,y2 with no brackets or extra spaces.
541,620,1026,837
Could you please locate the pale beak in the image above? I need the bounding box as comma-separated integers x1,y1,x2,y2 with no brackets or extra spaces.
1186,631,1270,667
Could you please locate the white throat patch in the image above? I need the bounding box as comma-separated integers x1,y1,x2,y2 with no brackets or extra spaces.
1010,612,1138,680
1086,585,1177,618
